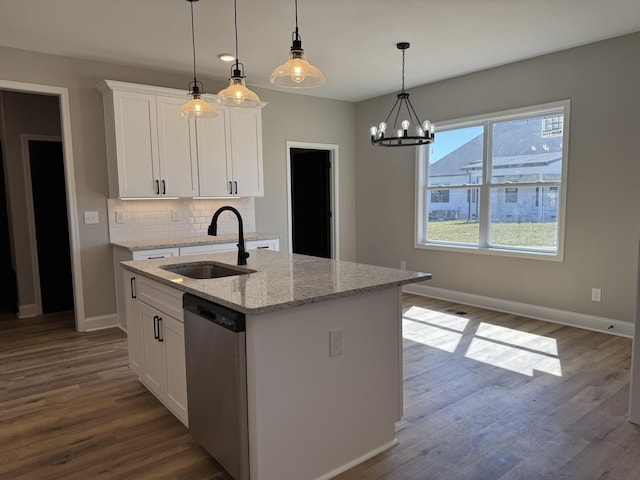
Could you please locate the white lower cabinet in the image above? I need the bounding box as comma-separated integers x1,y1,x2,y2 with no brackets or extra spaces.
125,274,188,426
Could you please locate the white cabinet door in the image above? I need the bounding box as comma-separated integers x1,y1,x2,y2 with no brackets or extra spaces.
163,315,188,422
111,90,160,198
123,272,144,377
197,106,232,196
156,96,199,197
230,107,263,197
140,302,166,396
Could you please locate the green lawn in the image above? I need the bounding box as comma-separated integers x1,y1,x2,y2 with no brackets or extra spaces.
428,220,557,249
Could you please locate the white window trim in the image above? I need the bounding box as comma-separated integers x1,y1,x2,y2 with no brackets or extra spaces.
415,100,570,261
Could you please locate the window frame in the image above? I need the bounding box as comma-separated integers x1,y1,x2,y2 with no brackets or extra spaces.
415,100,570,261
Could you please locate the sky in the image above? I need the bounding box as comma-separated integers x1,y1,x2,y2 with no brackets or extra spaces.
428,125,483,163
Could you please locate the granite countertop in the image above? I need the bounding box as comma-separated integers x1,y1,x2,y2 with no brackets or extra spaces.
121,249,431,315
111,233,279,251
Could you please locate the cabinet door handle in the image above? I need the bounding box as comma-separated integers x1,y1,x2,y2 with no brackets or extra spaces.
130,277,136,298
157,317,164,342
155,180,160,195
228,181,233,195
153,315,159,340
257,246,269,249
162,180,166,195
234,181,238,195
147,256,164,259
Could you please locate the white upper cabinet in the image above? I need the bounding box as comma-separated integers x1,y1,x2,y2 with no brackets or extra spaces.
155,96,199,197
197,104,264,197
99,80,263,199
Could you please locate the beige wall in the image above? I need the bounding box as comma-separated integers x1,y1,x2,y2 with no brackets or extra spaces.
355,32,640,323
0,46,355,322
0,91,61,309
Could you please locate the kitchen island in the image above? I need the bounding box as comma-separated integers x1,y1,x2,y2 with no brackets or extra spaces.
121,250,431,480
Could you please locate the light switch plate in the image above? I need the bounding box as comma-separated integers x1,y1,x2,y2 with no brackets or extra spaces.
84,211,99,225
115,211,125,224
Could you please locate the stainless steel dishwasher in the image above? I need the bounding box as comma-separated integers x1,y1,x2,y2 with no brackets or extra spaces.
183,293,249,480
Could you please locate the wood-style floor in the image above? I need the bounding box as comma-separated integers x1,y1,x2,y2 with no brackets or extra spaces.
1,296,639,480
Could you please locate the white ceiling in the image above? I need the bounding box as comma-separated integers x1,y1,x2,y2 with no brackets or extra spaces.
1,0,639,102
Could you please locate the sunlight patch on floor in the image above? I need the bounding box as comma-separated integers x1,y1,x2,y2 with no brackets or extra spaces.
402,307,562,376
403,306,469,353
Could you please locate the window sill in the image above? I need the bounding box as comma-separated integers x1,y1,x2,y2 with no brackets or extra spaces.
414,241,564,262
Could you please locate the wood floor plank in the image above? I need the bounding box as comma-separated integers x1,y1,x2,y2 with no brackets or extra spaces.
2,298,640,479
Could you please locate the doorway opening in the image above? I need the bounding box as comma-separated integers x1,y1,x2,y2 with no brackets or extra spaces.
287,142,339,259
26,139,74,314
0,142,17,313
0,80,83,330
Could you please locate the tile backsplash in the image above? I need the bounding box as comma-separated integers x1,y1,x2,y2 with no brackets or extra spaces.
107,197,256,242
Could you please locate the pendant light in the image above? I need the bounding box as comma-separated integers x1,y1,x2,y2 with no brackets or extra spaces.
270,0,325,88
216,0,261,107
178,0,217,118
370,42,434,147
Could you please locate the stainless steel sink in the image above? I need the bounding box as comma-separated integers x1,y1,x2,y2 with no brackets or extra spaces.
161,262,255,279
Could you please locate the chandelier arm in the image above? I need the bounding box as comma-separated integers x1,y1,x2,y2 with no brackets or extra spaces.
383,96,402,125
406,97,424,127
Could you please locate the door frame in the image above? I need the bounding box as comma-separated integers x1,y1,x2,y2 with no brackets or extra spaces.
21,135,63,316
0,79,84,331
286,141,339,260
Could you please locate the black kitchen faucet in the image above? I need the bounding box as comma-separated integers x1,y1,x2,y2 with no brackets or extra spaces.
208,206,250,266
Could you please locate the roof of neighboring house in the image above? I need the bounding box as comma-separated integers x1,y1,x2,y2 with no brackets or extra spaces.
430,117,563,177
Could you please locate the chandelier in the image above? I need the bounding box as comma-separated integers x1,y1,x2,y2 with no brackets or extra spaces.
370,42,434,147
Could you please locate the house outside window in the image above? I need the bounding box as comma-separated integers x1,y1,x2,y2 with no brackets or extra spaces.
416,100,570,260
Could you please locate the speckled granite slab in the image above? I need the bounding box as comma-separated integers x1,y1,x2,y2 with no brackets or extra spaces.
121,250,431,315
111,233,279,251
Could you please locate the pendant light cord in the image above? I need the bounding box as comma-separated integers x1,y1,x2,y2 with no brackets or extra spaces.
401,48,406,94
190,0,197,84
294,0,299,41
234,0,239,69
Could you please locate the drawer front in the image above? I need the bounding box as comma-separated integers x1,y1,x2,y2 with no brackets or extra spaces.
247,239,279,251
138,275,183,321
133,247,180,260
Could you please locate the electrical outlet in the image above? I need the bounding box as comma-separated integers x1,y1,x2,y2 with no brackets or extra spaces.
400,260,406,270
115,211,125,224
171,209,180,222
329,329,343,357
84,211,99,225
591,288,601,302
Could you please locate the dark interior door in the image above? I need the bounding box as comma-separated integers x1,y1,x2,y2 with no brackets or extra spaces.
291,148,331,258
29,140,74,314
0,143,17,313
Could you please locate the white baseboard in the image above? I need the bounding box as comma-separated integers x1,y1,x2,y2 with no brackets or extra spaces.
312,438,399,480
84,313,119,331
18,303,38,318
403,283,634,338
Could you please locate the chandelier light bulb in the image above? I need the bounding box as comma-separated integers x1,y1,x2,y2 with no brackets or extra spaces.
370,126,378,137
378,122,387,134
416,125,424,136
401,120,410,131
422,120,431,132
396,128,403,138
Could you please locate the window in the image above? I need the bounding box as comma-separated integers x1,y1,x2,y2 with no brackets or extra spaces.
416,100,569,259
431,190,450,203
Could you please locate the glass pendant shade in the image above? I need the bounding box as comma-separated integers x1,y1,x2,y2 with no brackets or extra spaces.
270,49,325,88
270,0,325,89
217,0,261,108
217,75,261,107
179,0,216,119
178,93,217,118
